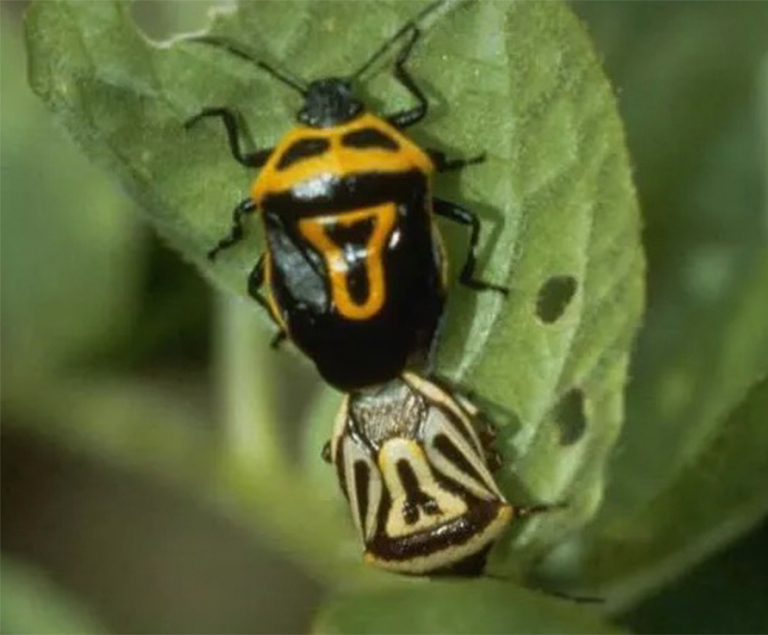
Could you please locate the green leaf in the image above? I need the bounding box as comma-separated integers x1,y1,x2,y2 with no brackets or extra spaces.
575,0,768,527
569,3,768,601
426,1,644,571
285,0,645,579
25,0,643,585
314,579,622,635
0,556,107,635
623,517,768,634
587,377,768,610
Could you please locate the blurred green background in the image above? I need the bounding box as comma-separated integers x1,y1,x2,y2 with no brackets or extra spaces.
2,2,325,633
2,1,767,633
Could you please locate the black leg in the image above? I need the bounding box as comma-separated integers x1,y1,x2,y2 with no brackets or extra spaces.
433,198,509,295
208,198,257,260
386,26,429,129
428,149,486,173
472,411,503,470
269,331,287,350
184,107,272,168
514,501,568,520
321,440,332,464
247,257,288,346
536,589,605,605
246,255,270,310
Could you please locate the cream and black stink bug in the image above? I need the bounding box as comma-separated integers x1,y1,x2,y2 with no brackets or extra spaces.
326,372,553,576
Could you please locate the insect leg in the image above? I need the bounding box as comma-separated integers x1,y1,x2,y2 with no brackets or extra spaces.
269,331,287,350
514,501,568,520
247,256,289,347
425,372,503,469
184,107,272,168
321,440,332,464
428,148,486,173
207,198,256,260
433,198,509,295
386,26,429,129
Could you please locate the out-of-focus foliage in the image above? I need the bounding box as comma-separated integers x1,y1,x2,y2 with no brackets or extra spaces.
0,557,107,635
3,2,321,633
568,2,768,614
1,4,141,391
3,0,767,633
315,579,623,635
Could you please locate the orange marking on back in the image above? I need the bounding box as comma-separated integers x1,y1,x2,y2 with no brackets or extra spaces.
298,203,397,320
252,114,433,203
264,252,288,331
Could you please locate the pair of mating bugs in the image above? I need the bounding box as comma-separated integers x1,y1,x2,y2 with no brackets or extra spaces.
186,3,550,576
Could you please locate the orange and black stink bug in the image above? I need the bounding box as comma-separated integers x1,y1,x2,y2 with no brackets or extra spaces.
185,3,507,391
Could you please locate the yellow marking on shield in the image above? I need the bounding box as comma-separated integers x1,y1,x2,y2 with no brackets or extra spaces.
299,203,396,320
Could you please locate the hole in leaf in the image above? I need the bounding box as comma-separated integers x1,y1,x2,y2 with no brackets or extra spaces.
555,389,586,446
536,275,577,323
131,3,218,42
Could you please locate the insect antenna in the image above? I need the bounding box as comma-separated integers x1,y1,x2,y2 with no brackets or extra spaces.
186,35,308,95
351,0,446,81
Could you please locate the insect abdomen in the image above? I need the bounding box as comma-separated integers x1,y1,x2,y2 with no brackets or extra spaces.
262,170,445,390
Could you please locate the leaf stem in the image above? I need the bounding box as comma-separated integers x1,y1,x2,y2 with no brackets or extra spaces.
213,292,288,476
